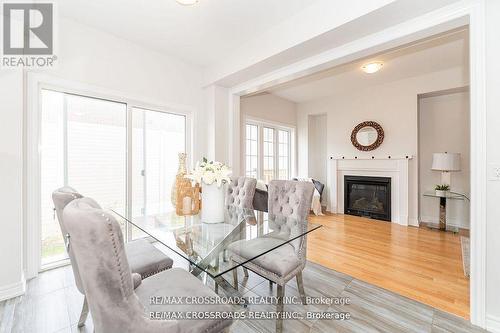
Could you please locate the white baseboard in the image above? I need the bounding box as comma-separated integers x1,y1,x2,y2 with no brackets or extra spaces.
408,217,419,227
487,314,500,333
420,215,470,230
0,277,26,302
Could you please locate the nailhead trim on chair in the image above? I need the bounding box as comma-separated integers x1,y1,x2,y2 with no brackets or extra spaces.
103,212,129,299
141,267,169,279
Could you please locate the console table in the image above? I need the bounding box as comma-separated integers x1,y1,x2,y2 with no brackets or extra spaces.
422,191,468,232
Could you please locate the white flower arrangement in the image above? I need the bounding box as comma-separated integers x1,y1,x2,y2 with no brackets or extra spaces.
186,157,232,188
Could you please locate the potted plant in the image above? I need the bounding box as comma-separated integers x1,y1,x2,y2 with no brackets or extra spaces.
186,157,231,223
435,184,450,197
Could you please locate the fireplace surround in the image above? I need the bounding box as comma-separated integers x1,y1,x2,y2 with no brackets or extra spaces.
344,175,391,221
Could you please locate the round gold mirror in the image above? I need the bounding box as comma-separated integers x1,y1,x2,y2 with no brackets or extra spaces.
351,121,384,151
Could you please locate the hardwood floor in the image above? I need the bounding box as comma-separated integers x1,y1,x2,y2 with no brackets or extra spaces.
307,213,470,319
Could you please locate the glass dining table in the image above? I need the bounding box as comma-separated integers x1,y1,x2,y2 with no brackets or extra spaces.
113,206,321,303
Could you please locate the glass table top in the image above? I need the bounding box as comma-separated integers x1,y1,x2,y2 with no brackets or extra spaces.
422,191,467,200
112,207,321,279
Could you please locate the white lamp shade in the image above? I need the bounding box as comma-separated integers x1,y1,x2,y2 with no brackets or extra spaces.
431,152,461,171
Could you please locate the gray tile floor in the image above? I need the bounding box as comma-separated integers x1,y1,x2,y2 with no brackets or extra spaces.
0,257,487,333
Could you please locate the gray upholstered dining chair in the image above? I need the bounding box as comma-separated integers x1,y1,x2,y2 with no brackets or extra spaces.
222,177,257,267
227,180,314,333
63,198,233,333
225,176,257,209
52,187,173,327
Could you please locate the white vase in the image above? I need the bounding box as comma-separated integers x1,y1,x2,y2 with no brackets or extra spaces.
201,183,225,223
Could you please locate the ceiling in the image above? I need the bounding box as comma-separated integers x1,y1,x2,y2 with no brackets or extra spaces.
55,0,318,67
267,29,469,103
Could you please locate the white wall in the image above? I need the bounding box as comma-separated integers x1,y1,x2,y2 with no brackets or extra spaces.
308,114,328,193
204,85,230,163
53,19,203,110
0,18,204,299
240,93,297,127
0,69,24,300
44,18,205,161
296,66,468,222
485,0,500,330
418,91,470,229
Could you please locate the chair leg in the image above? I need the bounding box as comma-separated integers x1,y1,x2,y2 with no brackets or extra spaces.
243,267,249,277
214,255,220,294
215,256,220,269
296,271,307,305
276,284,284,333
269,280,273,289
231,261,238,291
78,296,89,327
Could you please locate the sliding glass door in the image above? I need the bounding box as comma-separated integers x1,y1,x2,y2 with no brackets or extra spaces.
131,107,186,239
40,89,187,268
40,90,66,266
40,90,127,266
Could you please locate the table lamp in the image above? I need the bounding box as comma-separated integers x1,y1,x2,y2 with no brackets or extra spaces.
431,152,461,187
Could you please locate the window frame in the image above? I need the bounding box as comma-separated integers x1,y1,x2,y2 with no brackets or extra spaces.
244,123,259,178
262,126,276,182
277,129,291,180
243,116,294,181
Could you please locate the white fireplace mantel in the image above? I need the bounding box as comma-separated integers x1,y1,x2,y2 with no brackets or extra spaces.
328,156,413,226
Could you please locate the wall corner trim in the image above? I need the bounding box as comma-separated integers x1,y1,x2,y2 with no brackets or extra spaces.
486,314,500,333
0,277,26,302
408,217,419,227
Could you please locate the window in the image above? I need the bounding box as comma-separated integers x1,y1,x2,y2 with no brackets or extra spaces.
263,127,275,182
245,124,258,178
278,130,290,179
244,120,293,181
40,89,187,267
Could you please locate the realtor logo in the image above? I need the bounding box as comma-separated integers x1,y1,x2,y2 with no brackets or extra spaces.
2,2,56,67
3,3,53,55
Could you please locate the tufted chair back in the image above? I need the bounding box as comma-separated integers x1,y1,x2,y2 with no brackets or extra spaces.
225,205,257,226
225,177,257,209
52,188,103,294
267,180,314,264
63,198,176,333
268,180,314,222
52,187,83,238
52,187,86,293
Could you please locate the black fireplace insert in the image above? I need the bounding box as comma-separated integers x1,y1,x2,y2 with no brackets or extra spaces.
344,175,391,221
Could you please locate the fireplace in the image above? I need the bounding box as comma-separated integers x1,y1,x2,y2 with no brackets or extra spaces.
344,175,391,221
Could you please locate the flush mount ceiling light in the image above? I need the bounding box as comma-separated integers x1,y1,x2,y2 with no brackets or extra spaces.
361,61,384,74
175,0,199,5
